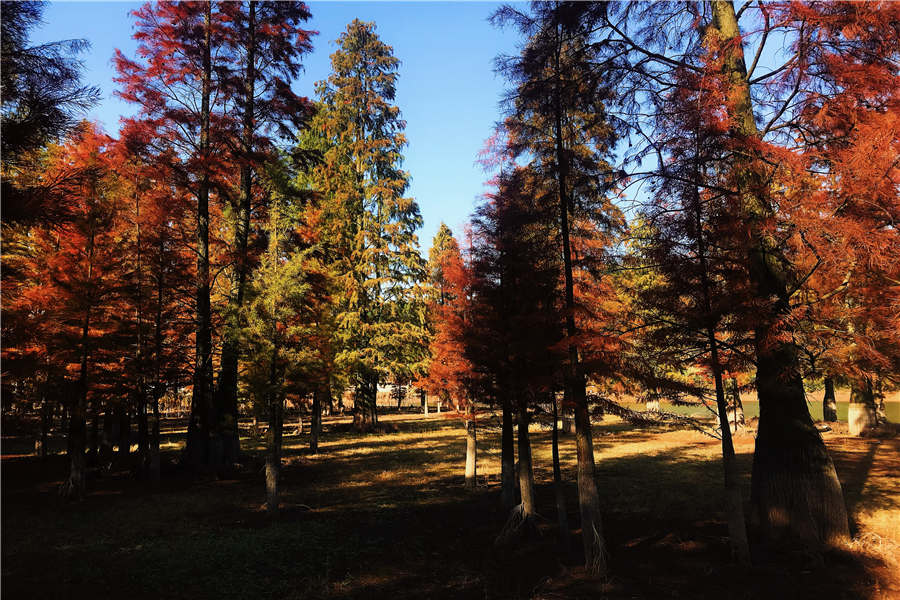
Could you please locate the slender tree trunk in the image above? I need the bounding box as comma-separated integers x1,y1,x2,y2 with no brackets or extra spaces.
710,338,752,565
310,385,322,453
727,378,745,433
39,392,49,459
500,389,517,510
423,388,428,415
100,409,114,465
822,377,837,423
553,27,606,574
552,391,572,553
265,348,283,516
117,402,131,463
137,392,148,470
873,378,887,426
464,401,477,489
710,0,849,550
186,0,216,471
87,407,100,465
150,239,164,486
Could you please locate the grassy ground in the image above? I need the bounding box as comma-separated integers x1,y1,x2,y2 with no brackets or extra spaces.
2,410,898,600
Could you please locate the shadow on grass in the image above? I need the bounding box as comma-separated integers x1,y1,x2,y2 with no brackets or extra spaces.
2,419,895,600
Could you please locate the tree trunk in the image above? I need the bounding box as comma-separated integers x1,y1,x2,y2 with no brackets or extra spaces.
353,375,378,431
848,378,876,436
87,407,100,465
464,401,477,489
873,378,887,426
552,391,572,554
265,351,284,516
185,0,216,472
727,377,745,433
38,393,50,459
215,1,257,468
500,389,517,510
150,387,161,486
117,402,131,463
553,28,607,574
100,409,114,466
310,385,322,453
61,305,92,500
709,339,751,566
822,377,837,423
137,391,149,471
422,388,428,415
711,0,850,551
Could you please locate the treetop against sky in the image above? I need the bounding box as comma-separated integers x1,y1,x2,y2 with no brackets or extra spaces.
30,1,520,245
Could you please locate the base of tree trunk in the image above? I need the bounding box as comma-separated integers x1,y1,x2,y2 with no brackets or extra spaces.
848,403,875,436
750,423,849,550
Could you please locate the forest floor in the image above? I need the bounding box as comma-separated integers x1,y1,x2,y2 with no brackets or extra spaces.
2,410,899,600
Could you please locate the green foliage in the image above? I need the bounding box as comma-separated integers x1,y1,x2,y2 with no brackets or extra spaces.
309,20,428,413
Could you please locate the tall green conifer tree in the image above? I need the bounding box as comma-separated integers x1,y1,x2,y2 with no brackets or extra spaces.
312,20,427,430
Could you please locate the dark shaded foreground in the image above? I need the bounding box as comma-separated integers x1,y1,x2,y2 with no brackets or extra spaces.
2,414,897,599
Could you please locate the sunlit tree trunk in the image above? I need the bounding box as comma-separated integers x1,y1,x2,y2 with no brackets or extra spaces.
822,377,837,423
727,378,745,433
464,401,477,489
848,378,876,436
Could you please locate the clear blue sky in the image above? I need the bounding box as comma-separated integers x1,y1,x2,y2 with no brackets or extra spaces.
32,1,521,248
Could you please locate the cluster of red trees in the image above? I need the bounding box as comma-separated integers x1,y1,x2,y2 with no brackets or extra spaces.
2,0,898,580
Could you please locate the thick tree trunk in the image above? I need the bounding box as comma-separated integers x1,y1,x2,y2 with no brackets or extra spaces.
500,390,517,510
848,378,876,436
822,377,837,423
353,375,378,431
711,0,850,551
185,1,216,472
552,391,572,553
421,388,428,415
464,402,477,489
